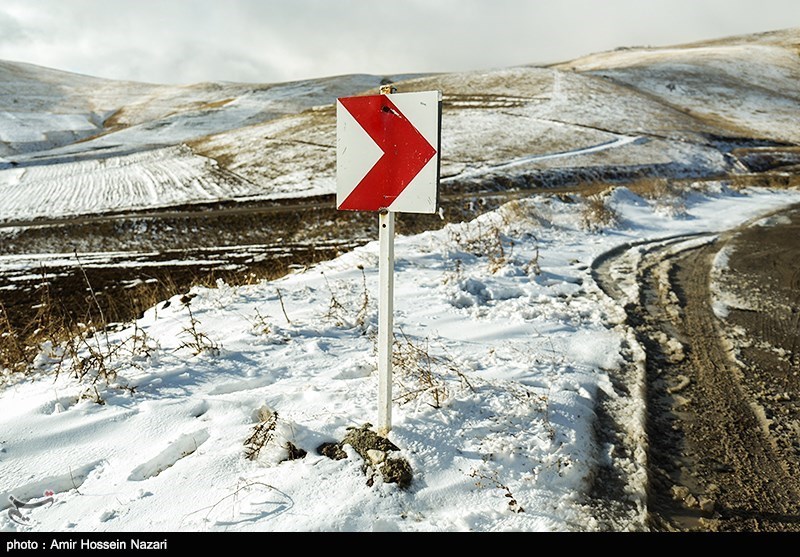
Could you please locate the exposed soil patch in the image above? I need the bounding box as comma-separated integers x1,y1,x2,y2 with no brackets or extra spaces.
0,241,360,339
0,195,498,335
318,424,413,489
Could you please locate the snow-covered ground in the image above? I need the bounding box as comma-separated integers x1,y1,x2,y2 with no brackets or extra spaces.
2,183,799,532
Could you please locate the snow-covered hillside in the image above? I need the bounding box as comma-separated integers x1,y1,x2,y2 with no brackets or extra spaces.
1,28,799,223
0,62,410,220
557,28,800,144
0,60,406,157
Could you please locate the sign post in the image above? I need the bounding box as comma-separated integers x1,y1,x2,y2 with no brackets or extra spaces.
377,207,395,435
336,85,441,435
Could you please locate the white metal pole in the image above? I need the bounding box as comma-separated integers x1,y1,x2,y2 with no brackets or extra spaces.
377,209,395,435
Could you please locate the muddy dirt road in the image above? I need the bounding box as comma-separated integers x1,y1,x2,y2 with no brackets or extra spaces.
594,204,800,531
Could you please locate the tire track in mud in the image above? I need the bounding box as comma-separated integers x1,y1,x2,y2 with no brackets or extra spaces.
593,213,800,531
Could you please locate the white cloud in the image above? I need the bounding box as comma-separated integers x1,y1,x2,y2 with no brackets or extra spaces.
0,8,28,46
0,0,797,84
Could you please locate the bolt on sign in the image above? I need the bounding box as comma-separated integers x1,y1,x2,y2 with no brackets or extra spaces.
337,90,442,214
336,88,442,435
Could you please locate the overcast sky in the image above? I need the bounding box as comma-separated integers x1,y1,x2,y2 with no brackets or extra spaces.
0,0,797,85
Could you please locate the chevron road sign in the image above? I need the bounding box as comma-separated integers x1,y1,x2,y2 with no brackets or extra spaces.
336,90,441,213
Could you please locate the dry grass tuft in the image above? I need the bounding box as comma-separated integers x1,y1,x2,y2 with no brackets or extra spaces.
244,407,279,461
580,192,618,231
392,330,474,409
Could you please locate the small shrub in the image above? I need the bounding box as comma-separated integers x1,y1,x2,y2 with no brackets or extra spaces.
322,274,349,327
469,468,525,513
0,302,28,376
321,267,372,333
244,407,279,461
354,266,370,330
524,243,542,276
392,330,474,409
245,407,307,464
275,288,292,325
249,308,272,336
447,219,509,273
631,178,687,216
581,193,618,231
176,302,220,356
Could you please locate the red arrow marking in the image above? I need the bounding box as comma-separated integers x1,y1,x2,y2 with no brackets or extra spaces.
338,95,436,211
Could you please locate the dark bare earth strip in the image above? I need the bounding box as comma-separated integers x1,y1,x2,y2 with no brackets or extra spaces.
662,242,800,530
594,205,800,531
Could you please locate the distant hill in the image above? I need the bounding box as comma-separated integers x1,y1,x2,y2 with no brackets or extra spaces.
0,27,798,222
